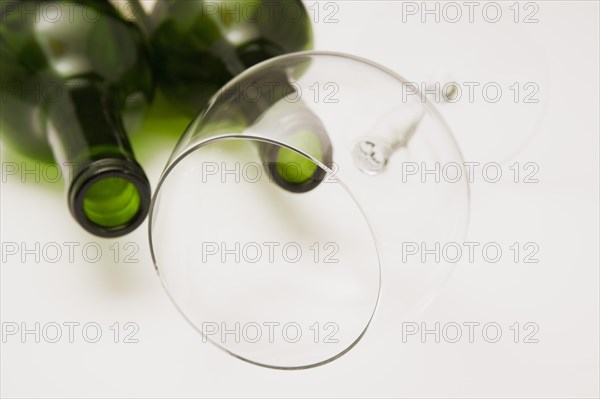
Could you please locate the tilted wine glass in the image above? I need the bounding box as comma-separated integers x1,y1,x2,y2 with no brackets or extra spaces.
149,52,470,369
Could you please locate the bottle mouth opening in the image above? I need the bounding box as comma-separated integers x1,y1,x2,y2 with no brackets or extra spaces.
70,159,151,238
263,130,333,194
83,177,142,228
265,152,329,193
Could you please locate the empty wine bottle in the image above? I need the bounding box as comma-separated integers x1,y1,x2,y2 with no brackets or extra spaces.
0,0,154,237
133,0,332,192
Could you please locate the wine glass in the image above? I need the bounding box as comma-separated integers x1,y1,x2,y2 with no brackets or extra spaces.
149,52,470,369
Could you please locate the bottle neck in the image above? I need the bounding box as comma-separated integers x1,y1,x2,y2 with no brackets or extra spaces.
236,72,333,193
46,78,150,237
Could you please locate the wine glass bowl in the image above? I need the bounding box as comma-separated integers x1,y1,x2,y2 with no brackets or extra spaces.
149,51,470,369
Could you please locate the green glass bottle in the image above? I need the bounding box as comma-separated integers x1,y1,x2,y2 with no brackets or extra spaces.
135,0,332,192
0,0,153,237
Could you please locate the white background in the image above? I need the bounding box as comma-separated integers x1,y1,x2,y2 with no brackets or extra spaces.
1,1,599,397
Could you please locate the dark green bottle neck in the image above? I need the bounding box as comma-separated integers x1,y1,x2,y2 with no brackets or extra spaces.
202,30,334,194
229,72,333,194
46,78,150,237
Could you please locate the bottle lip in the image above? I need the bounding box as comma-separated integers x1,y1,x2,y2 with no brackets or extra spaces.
263,143,333,194
68,158,151,238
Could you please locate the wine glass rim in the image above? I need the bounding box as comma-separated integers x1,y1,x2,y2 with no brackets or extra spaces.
148,134,383,370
